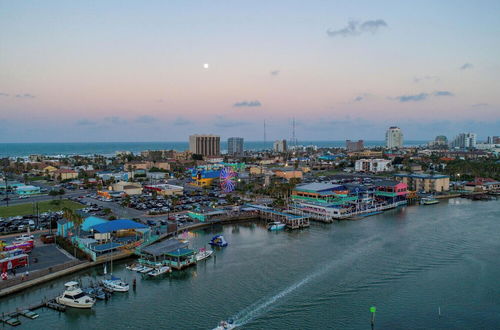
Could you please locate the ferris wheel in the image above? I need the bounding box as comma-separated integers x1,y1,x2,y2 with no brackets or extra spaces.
219,167,237,192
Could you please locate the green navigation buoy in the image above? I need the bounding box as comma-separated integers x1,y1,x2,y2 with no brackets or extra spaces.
370,306,376,328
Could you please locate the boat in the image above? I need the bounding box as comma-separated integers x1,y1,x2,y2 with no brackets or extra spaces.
195,248,214,261
139,266,154,273
267,221,286,231
213,319,236,330
421,197,440,205
146,266,171,277
20,310,39,319
83,286,107,300
56,281,95,309
101,276,130,292
132,265,145,272
209,235,228,247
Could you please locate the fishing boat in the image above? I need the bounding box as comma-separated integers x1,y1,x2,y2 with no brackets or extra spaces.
101,276,130,292
213,319,236,330
195,248,214,261
420,197,440,205
209,235,228,247
147,266,171,277
268,221,286,231
56,281,95,309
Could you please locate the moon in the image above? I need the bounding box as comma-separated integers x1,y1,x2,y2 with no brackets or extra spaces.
203,63,209,69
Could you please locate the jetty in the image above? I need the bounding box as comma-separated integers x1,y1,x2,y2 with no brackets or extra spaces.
1,298,66,326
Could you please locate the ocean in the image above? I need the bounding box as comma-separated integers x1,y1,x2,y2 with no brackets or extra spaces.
0,140,427,158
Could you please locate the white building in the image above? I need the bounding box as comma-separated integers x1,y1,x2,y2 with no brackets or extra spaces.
273,139,287,153
355,159,392,173
450,133,477,149
189,134,221,156
386,127,403,149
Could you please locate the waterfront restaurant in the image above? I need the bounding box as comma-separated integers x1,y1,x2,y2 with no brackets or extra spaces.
140,238,196,270
374,180,408,203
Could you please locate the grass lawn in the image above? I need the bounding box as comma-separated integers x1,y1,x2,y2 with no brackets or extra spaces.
0,199,84,217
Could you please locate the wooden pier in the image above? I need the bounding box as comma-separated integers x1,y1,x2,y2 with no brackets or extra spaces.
1,298,66,326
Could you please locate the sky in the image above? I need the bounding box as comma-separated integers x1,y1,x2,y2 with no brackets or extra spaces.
1,0,499,142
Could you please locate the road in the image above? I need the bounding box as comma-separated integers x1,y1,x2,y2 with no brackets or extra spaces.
2,190,91,207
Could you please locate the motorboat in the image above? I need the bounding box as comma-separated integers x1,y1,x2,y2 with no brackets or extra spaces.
209,235,228,247
213,319,236,330
421,197,440,205
83,286,107,300
139,266,154,273
147,266,171,277
132,265,146,272
268,222,286,231
195,248,214,261
56,281,95,309
101,276,130,292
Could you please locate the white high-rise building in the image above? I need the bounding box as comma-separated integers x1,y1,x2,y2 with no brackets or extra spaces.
450,133,477,149
385,127,404,149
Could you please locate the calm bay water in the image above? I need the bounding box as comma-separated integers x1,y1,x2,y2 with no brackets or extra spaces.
0,140,428,158
1,199,499,329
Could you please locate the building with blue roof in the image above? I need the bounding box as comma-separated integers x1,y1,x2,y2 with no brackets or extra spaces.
90,219,148,233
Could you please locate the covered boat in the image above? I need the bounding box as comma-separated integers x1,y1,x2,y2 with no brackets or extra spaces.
101,276,129,292
209,235,228,247
268,222,286,231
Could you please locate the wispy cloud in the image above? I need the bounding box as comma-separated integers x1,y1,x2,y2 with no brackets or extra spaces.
433,90,454,97
460,63,473,70
0,93,9,97
173,117,192,126
395,93,429,102
393,90,454,102
104,116,128,125
233,100,262,107
471,103,488,107
76,119,97,126
135,115,157,124
413,75,439,83
270,70,280,76
352,93,370,102
327,19,388,38
15,93,35,99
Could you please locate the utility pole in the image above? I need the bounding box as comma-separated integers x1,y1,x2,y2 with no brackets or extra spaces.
263,119,267,151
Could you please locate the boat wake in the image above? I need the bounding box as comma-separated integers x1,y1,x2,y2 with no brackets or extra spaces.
229,263,333,327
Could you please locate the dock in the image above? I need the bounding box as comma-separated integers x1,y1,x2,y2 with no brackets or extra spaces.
0,298,66,326
245,204,310,229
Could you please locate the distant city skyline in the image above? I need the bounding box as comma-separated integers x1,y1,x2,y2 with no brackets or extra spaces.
1,1,499,142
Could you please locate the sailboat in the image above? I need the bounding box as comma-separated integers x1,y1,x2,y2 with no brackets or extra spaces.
100,239,129,292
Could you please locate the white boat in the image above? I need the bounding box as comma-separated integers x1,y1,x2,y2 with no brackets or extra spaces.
213,320,236,330
195,249,214,262
140,266,154,274
131,265,144,272
101,276,130,292
147,266,171,277
268,222,286,231
56,281,95,309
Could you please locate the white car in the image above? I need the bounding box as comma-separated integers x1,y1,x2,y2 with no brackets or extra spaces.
15,234,34,241
18,195,30,199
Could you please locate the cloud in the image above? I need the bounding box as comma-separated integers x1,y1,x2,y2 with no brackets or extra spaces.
76,119,97,126
15,93,35,99
395,93,429,102
460,63,473,70
0,93,9,97
433,90,454,97
352,93,371,102
471,103,488,107
270,70,280,76
233,100,262,107
135,115,157,124
413,75,439,83
327,19,387,38
104,116,128,125
173,117,192,126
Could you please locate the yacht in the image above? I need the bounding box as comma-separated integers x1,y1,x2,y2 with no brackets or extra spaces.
196,248,214,261
101,276,130,292
56,281,95,309
268,222,286,231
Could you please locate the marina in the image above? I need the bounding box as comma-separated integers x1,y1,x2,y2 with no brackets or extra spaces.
0,199,498,329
